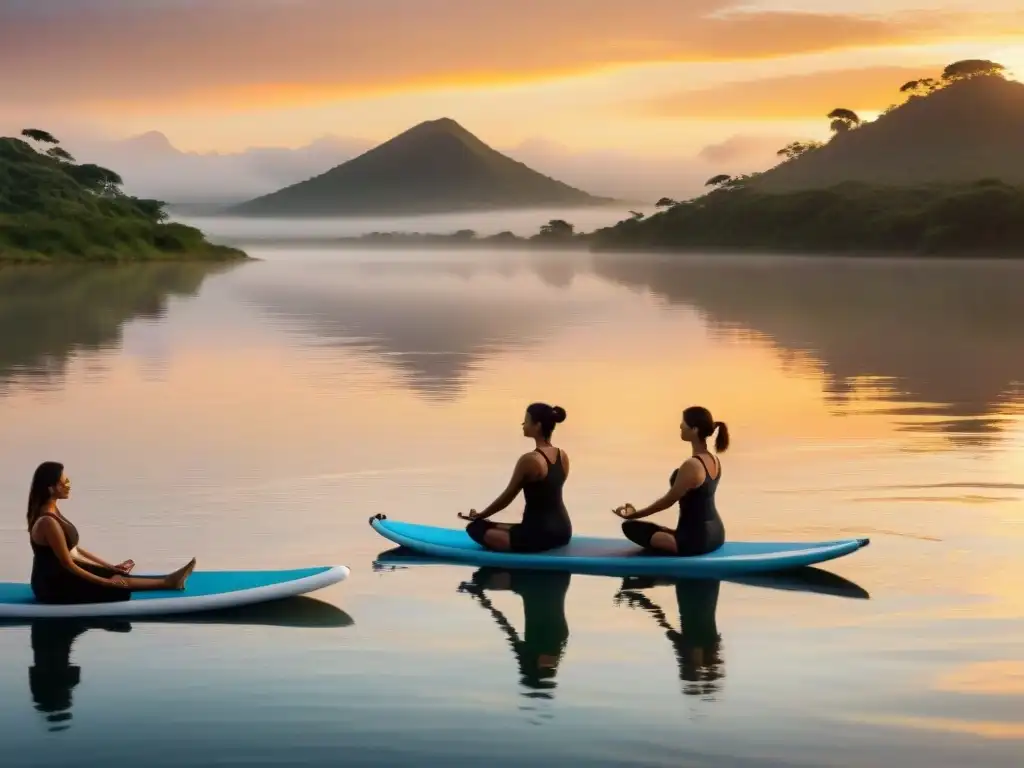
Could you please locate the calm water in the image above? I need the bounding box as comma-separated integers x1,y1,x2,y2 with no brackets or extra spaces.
0,247,1022,767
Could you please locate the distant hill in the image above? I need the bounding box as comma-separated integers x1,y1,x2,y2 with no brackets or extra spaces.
586,64,1024,257
0,129,246,263
68,131,372,206
39,126,783,207
751,73,1024,191
229,118,613,217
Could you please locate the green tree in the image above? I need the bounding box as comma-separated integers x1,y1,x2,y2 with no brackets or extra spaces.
656,197,678,207
21,128,59,145
46,146,75,163
941,59,1006,82
536,219,575,239
899,77,940,96
705,174,731,187
66,163,124,196
827,108,861,133
132,198,169,222
777,140,823,160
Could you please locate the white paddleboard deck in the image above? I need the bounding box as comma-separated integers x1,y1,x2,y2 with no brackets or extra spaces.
0,566,348,619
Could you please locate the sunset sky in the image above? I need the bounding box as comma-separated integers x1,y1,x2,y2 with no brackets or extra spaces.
2,0,1023,158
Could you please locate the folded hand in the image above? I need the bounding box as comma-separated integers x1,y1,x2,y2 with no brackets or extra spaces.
612,504,636,520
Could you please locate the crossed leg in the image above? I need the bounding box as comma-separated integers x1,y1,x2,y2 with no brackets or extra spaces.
621,520,679,554
466,520,514,551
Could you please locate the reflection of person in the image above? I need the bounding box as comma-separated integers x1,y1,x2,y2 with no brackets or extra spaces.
28,619,131,731
614,577,725,698
612,406,728,556
27,461,196,604
458,568,571,693
458,403,572,554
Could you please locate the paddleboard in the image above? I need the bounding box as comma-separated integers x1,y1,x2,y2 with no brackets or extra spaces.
372,546,870,600
369,516,869,577
0,566,349,619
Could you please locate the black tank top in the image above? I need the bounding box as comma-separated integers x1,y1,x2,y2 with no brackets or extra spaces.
521,448,571,535
30,513,82,597
671,455,722,533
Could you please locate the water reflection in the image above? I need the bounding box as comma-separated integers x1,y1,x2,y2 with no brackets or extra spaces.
241,253,595,399
347,252,584,292
614,578,724,700
458,568,571,703
375,547,870,710
27,619,128,732
730,568,871,600
6,597,352,733
613,568,870,700
0,263,237,396
592,254,1024,448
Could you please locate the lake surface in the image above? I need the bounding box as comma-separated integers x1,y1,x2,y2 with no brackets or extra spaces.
0,246,1021,767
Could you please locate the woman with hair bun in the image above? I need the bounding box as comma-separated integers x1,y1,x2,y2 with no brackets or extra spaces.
460,403,572,553
613,406,729,556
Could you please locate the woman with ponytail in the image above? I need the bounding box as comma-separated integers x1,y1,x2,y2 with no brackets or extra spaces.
612,406,729,556
459,402,573,554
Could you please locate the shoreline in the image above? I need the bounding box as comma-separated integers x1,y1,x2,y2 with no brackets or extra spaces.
214,235,587,251
0,246,253,266
214,233,1024,260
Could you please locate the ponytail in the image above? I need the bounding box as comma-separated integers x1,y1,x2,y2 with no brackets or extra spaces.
26,492,46,532
713,421,730,452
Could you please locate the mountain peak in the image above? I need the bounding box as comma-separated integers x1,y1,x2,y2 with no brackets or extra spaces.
421,116,462,129
387,117,481,149
229,119,612,217
409,117,466,133
122,130,178,154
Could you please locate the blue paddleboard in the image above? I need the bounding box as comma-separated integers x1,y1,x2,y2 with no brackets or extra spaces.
372,546,871,600
369,516,869,577
0,566,349,619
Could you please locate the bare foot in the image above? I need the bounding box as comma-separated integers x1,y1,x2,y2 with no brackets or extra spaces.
165,558,197,590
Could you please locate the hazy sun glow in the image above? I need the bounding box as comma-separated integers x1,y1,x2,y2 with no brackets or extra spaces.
0,0,1020,156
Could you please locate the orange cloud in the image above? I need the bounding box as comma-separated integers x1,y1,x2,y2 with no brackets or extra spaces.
0,1,1019,111
645,65,946,119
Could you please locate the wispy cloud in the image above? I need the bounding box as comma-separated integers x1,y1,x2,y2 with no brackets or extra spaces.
643,65,943,119
1,1,1014,109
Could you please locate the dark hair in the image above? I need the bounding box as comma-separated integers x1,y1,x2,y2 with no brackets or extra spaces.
683,406,730,452
27,461,63,532
526,402,567,440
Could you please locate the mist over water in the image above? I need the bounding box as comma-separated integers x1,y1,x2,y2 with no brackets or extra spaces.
177,205,649,242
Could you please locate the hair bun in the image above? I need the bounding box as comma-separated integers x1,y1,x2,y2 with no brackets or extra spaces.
552,406,567,423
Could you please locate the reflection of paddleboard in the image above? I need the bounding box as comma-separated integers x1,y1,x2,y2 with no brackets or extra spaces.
0,566,349,619
0,595,355,629
374,546,870,600
370,516,869,577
